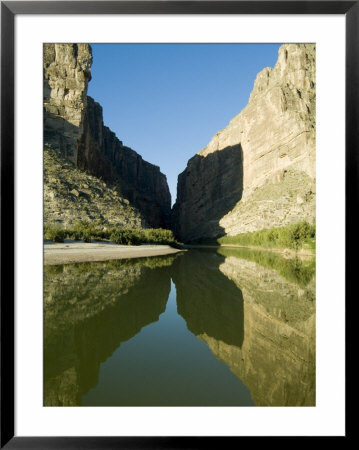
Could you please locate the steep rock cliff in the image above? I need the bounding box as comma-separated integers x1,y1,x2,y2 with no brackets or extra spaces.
43,43,92,162
44,43,171,228
172,44,316,242
78,97,171,228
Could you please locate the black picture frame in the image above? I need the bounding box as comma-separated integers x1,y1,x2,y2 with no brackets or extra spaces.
1,1,354,447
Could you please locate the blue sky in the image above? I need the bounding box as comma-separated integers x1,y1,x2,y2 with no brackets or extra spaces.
88,43,282,204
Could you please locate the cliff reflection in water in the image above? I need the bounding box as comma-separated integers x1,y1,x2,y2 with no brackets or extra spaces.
44,248,315,407
171,249,315,406
44,256,174,406
216,248,315,406
172,251,244,348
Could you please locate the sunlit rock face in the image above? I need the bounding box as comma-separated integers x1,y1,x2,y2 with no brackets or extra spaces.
43,43,92,162
43,43,171,228
214,252,315,406
43,147,147,228
44,257,174,406
173,44,316,242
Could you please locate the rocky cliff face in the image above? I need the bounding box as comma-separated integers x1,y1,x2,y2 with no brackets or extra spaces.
43,43,92,162
44,44,171,228
173,44,316,242
44,147,146,228
77,97,171,228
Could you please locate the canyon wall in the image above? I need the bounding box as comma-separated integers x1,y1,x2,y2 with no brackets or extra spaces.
77,97,171,228
44,43,171,228
173,44,316,242
43,43,92,162
44,147,146,228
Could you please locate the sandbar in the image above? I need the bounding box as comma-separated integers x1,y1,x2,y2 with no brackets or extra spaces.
44,240,182,265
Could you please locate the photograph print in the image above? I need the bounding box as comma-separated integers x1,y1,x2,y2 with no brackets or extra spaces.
43,43,316,407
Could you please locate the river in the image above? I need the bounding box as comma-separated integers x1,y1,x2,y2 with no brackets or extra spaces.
44,248,315,406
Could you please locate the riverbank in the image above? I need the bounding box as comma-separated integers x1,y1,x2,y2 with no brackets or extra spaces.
184,244,315,259
44,240,183,265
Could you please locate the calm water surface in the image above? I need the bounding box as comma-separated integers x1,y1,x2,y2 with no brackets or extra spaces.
44,248,315,406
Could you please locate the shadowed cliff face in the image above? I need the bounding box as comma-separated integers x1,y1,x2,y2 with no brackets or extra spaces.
43,110,81,163
43,44,171,228
44,257,175,406
172,145,243,242
77,97,171,228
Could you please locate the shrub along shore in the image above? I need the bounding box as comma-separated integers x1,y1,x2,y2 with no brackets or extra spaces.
191,221,316,253
44,221,315,254
44,221,181,248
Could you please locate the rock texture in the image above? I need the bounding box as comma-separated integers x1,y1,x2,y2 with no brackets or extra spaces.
172,145,243,242
173,44,316,242
44,147,146,228
43,44,92,162
77,97,171,228
44,43,171,228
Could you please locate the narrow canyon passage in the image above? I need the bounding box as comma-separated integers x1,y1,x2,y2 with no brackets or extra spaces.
44,43,315,241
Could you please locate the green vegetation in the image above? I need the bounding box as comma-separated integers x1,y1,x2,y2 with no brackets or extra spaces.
43,225,66,243
44,147,144,229
44,254,179,277
44,221,182,248
110,228,176,246
217,221,316,251
218,246,315,288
